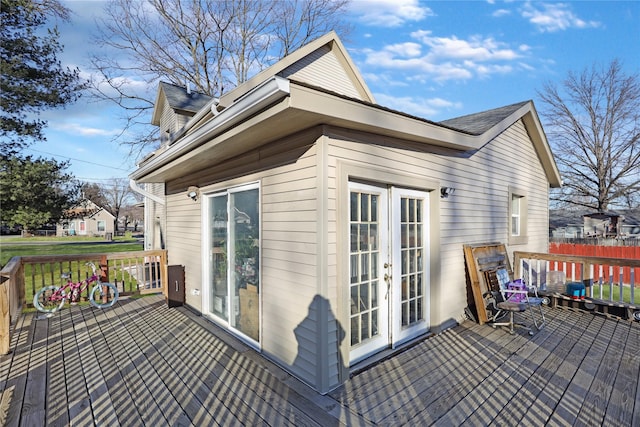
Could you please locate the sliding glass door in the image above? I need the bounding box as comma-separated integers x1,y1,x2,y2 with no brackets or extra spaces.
207,184,260,342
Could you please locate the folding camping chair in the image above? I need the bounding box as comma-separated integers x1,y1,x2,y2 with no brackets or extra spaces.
485,268,546,335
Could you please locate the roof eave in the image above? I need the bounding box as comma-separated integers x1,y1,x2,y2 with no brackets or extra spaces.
131,76,291,181
132,81,562,189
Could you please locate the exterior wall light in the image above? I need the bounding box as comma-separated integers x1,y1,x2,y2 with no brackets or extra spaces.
187,186,200,201
440,187,455,199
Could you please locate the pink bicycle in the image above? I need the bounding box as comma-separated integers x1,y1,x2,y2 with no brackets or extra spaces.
33,262,119,313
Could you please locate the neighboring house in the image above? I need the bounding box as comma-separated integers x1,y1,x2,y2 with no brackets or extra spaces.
550,209,640,239
57,199,115,237
129,32,561,393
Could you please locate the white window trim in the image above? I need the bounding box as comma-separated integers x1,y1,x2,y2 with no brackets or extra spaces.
202,181,261,347
508,187,528,245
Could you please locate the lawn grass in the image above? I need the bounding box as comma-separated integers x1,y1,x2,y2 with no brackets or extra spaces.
0,236,143,267
591,284,640,305
1,235,150,311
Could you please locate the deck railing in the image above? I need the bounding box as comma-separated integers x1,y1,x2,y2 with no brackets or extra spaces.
514,251,640,319
0,250,168,354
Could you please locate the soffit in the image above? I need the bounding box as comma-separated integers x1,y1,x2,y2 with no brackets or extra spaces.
133,81,561,187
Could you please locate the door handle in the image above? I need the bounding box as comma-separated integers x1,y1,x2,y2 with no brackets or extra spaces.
175,280,179,292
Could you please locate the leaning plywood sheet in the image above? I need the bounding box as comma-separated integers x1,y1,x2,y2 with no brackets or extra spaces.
463,243,512,325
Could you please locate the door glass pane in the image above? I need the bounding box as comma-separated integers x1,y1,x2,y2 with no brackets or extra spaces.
210,195,228,320
350,191,381,347
400,196,425,328
230,189,259,341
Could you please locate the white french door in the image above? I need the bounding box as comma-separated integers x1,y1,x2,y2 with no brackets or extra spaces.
349,183,429,363
349,183,389,362
390,188,430,344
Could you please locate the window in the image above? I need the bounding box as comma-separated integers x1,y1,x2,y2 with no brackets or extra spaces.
97,220,106,232
207,184,260,342
511,196,521,236
508,187,528,245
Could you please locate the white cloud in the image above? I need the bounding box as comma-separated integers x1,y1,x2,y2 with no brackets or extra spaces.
412,32,520,61
521,2,601,33
374,93,462,118
492,9,511,18
51,122,122,137
362,31,526,83
350,0,434,27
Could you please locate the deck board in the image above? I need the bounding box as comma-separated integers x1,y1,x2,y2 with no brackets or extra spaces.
433,309,570,426
603,318,639,427
4,314,35,426
0,294,638,426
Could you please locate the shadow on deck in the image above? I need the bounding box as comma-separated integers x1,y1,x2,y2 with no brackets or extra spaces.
1,295,638,426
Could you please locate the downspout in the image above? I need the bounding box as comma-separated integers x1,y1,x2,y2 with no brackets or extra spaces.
129,179,165,205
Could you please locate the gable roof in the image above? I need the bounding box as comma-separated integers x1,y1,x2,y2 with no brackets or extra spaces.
63,199,115,220
439,101,530,135
151,81,213,126
218,31,375,108
134,32,561,188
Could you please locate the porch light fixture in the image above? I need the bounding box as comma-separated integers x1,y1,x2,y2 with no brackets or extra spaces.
187,186,200,201
440,187,455,199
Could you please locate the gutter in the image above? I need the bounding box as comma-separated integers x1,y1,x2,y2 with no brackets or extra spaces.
130,76,291,181
129,179,165,205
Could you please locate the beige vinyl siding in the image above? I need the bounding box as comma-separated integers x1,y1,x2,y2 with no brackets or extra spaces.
326,119,550,328
279,45,363,100
158,98,193,147
145,183,166,251
167,139,324,388
159,102,177,146
260,144,322,387
165,192,202,309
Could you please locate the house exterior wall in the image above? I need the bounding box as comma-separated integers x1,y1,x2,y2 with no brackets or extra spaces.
144,183,167,250
158,100,191,147
159,118,551,394
165,132,326,390
324,119,550,347
279,45,363,100
90,210,116,236
166,191,202,308
56,209,115,237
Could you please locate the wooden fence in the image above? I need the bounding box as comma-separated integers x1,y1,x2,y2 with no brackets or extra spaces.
514,250,640,320
0,250,168,354
549,243,640,285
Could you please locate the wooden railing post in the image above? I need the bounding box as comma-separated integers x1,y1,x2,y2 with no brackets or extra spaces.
99,255,109,282
163,252,168,298
583,261,592,298
0,278,10,355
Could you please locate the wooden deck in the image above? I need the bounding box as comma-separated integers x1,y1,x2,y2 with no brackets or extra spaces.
1,295,638,426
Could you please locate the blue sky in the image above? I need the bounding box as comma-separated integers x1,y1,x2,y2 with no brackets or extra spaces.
23,0,640,183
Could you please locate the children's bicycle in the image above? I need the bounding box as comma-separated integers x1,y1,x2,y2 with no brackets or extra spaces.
33,262,119,313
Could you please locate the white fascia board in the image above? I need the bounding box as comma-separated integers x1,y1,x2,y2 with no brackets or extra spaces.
288,84,482,151
131,76,291,181
289,85,561,187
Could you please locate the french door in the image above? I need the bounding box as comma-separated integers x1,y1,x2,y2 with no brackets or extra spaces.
349,183,430,363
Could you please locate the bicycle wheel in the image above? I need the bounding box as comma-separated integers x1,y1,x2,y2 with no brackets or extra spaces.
33,286,66,313
89,282,119,308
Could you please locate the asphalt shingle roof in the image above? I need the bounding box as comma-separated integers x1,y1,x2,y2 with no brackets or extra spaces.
159,81,212,113
439,101,530,135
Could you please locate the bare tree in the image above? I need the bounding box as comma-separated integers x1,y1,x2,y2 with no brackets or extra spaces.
89,0,351,157
100,178,135,231
80,182,108,207
119,202,144,232
538,59,640,212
